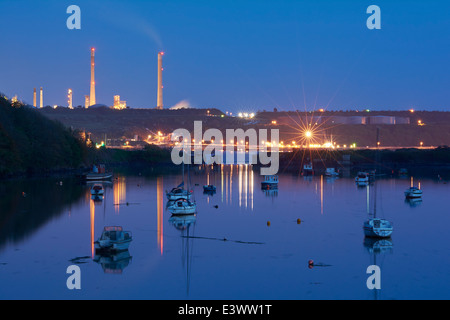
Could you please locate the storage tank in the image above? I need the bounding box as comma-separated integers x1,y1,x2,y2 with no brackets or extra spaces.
369,116,396,125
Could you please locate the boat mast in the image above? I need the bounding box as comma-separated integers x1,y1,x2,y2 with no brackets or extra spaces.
181,142,185,187
373,127,380,219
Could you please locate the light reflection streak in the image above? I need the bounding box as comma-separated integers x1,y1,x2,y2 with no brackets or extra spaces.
218,164,254,210
320,175,323,215
229,164,233,205
238,165,242,207
250,168,254,210
237,164,254,210
157,176,164,255
244,165,248,209
114,176,126,214
90,199,95,258
221,164,224,203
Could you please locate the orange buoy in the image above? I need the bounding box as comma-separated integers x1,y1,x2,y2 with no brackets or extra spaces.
267,221,271,226
297,218,301,224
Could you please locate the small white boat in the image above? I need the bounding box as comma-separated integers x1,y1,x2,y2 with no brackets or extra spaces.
404,186,422,199
261,175,278,189
168,198,197,215
166,187,192,201
325,168,339,177
84,164,113,181
364,218,393,238
94,226,132,252
90,184,104,196
355,172,369,184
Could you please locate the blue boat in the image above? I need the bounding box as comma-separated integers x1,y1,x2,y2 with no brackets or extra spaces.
203,185,216,192
261,175,278,190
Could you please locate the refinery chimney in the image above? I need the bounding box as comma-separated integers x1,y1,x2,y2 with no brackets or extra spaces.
68,89,73,109
33,88,36,107
156,51,164,109
39,87,43,108
89,48,96,106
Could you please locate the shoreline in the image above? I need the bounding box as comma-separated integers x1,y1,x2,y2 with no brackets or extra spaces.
2,147,450,181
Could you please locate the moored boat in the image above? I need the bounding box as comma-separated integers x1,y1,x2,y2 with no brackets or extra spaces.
404,186,422,199
94,226,132,253
168,198,197,215
355,171,369,184
166,186,193,200
302,163,314,176
203,185,216,192
325,168,339,177
363,127,393,239
261,175,278,189
364,218,393,238
84,164,113,181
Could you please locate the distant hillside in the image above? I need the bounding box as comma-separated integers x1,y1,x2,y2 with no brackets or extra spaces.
39,107,450,148
0,96,86,176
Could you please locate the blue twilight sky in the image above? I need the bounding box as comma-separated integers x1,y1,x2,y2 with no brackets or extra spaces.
0,0,449,113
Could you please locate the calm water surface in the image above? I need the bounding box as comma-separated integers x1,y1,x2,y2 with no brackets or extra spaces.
1,165,449,300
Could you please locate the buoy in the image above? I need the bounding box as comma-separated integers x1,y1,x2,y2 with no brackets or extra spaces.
267,221,271,226
297,218,301,224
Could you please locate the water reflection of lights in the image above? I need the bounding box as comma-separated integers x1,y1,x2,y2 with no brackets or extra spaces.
90,199,95,258
238,165,254,210
320,175,323,215
114,176,126,214
218,164,253,210
157,176,164,255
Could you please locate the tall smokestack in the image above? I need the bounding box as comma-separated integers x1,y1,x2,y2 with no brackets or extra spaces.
39,87,43,108
157,51,164,109
33,88,36,107
68,89,73,109
90,48,96,106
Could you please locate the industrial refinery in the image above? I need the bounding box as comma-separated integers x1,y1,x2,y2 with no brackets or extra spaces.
27,48,165,111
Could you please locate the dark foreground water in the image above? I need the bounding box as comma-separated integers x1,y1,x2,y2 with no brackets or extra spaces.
0,165,450,300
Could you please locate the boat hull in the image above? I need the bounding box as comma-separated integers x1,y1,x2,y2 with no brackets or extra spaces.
85,173,113,181
167,194,192,201
169,207,197,215
363,219,393,238
166,188,192,201
168,202,197,215
94,239,132,253
405,190,422,199
261,182,278,190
